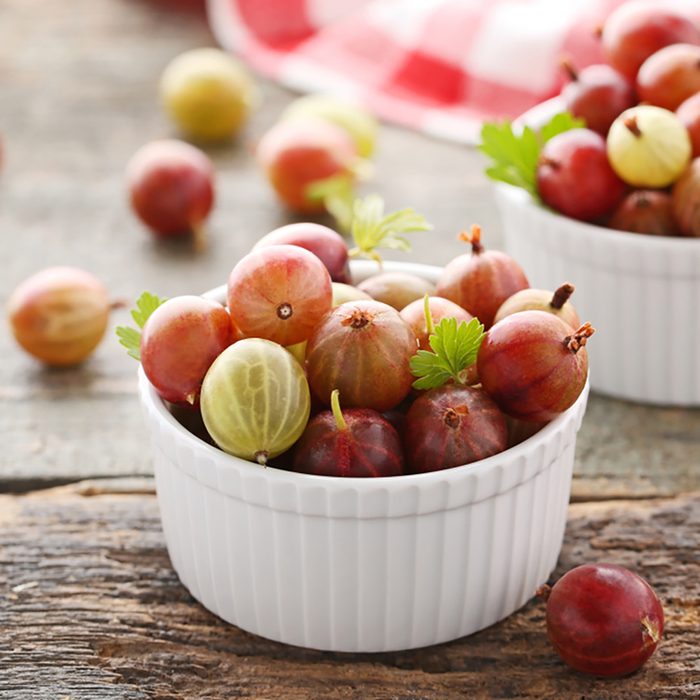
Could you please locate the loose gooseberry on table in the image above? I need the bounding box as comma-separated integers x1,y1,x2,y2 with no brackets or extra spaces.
126,139,214,248
160,47,254,142
227,244,333,346
541,563,664,677
293,389,404,477
436,224,529,328
257,118,358,213
8,266,111,366
280,94,378,159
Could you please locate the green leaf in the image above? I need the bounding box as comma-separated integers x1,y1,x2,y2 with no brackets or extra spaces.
116,326,142,361
131,291,167,329
480,111,584,201
349,195,432,262
116,291,167,361
539,112,586,145
410,317,485,390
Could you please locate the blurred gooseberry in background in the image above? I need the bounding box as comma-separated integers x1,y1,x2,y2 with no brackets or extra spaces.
8,267,111,366
257,118,358,213
281,94,378,159
160,47,254,142
126,139,214,246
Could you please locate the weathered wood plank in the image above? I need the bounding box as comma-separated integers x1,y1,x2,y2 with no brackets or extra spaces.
1,481,698,699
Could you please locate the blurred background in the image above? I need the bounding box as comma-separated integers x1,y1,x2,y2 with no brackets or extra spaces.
2,0,699,492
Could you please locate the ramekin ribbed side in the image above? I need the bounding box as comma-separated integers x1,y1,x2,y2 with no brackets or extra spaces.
496,184,700,406
141,370,588,652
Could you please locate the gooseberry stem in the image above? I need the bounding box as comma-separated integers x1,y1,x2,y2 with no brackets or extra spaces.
458,224,484,254
560,57,578,82
564,322,595,353
255,450,269,466
191,221,207,253
624,116,642,138
536,584,552,601
423,293,435,336
550,283,575,309
330,389,347,431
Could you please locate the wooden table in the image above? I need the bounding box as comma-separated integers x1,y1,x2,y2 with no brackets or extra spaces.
1,0,699,697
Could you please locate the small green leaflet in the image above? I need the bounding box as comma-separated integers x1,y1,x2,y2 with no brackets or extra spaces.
410,317,485,391
480,111,585,200
116,291,167,361
349,195,432,262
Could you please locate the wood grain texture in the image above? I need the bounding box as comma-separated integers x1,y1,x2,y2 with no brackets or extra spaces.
1,480,698,699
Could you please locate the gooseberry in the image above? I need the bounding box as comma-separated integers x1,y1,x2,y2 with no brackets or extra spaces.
637,44,700,111
126,139,214,245
8,267,110,367
281,94,377,158
543,563,664,677
331,282,371,307
676,92,700,157
601,3,700,80
402,385,507,473
436,225,529,328
672,158,700,237
610,190,679,237
227,245,332,346
607,106,691,188
560,60,635,135
493,283,580,329
200,338,311,464
306,300,416,411
477,310,593,422
293,390,403,477
140,295,235,405
257,119,357,213
537,128,625,221
400,295,472,351
253,222,350,283
160,47,253,141
357,271,435,311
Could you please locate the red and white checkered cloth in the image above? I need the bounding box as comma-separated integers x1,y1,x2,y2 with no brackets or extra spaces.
207,0,700,143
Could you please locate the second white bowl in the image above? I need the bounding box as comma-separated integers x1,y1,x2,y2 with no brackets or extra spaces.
496,184,700,406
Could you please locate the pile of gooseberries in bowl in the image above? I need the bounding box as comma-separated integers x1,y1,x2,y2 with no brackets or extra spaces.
485,1,700,406
128,196,593,652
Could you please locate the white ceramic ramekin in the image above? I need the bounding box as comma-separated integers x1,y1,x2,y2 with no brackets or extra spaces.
139,261,589,652
496,184,700,406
